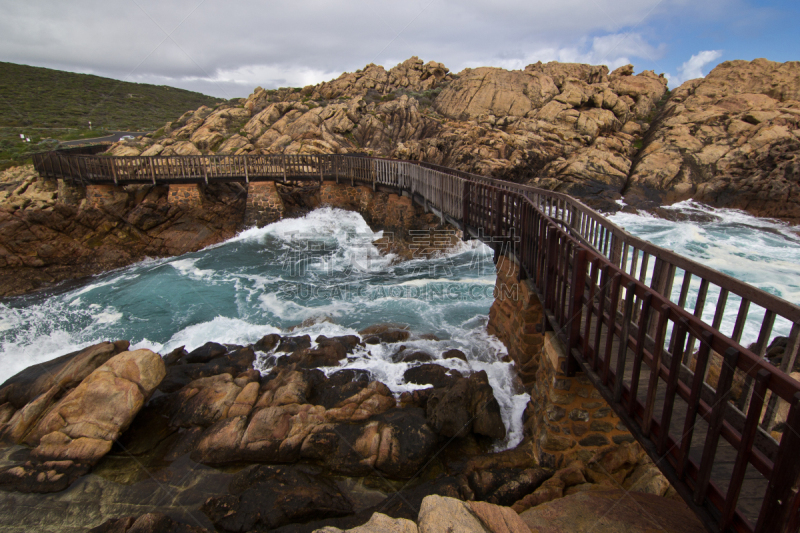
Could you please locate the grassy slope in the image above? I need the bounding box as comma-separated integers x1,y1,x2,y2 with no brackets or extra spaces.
0,61,222,168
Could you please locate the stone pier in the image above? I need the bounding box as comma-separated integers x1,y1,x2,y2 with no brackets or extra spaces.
243,181,285,227
57,180,86,206
320,181,416,234
85,184,127,208
168,183,204,207
488,255,633,468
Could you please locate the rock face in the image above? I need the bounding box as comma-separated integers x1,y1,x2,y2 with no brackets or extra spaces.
311,56,452,101
626,58,800,219
0,180,245,297
111,59,666,214
0,165,57,210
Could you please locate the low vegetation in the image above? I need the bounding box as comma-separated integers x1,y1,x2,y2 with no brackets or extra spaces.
0,61,222,169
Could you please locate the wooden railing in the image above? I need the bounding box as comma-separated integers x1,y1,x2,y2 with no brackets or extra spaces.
32,149,800,532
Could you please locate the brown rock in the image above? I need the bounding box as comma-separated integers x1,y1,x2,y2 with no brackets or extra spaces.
468,500,531,533
0,349,165,493
314,512,419,532
417,495,488,533
511,476,564,513
426,377,473,437
468,371,506,440
0,181,245,297
24,349,165,450
519,489,705,533
434,67,558,121
360,324,411,344
626,58,800,220
168,373,243,428
0,341,128,409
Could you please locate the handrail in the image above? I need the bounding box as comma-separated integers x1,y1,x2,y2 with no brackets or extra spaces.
30,148,800,533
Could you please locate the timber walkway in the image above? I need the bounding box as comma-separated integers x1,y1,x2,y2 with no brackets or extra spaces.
31,148,800,533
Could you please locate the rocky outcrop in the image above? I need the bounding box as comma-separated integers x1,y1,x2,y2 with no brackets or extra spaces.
0,334,689,531
0,165,57,210
96,56,799,221
106,57,668,214
0,328,510,491
0,346,165,492
626,58,800,219
311,56,452,101
510,442,677,514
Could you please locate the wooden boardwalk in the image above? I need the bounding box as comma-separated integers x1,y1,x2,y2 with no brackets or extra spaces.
31,149,800,533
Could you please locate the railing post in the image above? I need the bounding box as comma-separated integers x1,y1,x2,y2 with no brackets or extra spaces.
494,189,503,239
111,159,118,185
148,158,156,185
694,347,740,506
756,392,800,533
462,181,471,241
566,247,588,377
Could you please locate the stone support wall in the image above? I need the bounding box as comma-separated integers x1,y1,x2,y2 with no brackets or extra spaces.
320,181,416,236
57,179,85,206
487,254,633,468
244,181,285,227
85,184,126,208
168,183,204,207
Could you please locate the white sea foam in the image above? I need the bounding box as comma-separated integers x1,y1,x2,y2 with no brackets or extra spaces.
131,316,283,355
607,200,800,344
170,258,216,281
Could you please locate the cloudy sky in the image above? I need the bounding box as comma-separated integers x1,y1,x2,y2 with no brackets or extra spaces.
1,0,798,99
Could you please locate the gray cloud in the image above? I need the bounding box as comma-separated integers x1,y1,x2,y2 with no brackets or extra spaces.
0,0,767,98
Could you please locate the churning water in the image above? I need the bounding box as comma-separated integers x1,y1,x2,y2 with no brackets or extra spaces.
607,200,800,347
1,202,798,448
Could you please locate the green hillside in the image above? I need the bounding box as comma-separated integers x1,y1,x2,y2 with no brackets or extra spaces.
0,61,223,168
